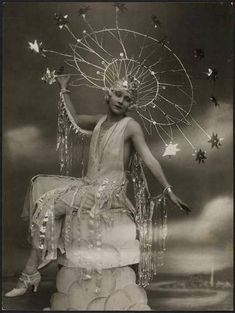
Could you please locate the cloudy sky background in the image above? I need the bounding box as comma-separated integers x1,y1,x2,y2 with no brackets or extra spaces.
3,2,233,278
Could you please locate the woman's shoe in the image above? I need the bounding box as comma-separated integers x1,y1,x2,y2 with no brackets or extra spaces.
5,271,41,297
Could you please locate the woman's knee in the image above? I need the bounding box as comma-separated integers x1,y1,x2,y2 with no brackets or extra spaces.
54,200,67,218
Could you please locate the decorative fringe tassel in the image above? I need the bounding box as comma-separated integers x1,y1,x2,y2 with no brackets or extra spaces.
130,153,167,287
56,93,91,176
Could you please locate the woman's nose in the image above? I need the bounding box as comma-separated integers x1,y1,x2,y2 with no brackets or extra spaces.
118,96,124,104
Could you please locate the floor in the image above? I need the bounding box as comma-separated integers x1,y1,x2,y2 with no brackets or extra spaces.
2,279,56,311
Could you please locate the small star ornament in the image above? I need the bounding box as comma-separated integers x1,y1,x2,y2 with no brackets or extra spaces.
208,133,223,149
163,142,181,157
28,40,45,57
206,67,218,82
194,149,207,164
194,48,205,60
158,35,169,46
151,15,161,28
78,6,90,18
210,95,219,107
54,13,68,29
114,3,128,12
41,68,56,85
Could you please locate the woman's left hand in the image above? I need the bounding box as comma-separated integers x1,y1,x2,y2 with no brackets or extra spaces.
167,192,191,215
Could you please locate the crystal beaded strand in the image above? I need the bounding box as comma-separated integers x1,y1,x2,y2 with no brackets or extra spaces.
152,195,167,274
131,153,153,287
57,99,66,174
95,213,102,294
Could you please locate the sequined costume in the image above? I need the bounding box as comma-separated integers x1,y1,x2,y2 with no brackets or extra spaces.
22,115,140,272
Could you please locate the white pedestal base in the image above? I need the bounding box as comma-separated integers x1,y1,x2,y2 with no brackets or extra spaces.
50,266,151,310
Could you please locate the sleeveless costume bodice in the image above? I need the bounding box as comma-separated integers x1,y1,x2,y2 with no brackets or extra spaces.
87,114,131,182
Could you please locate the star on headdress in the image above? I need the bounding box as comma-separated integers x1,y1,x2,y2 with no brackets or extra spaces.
210,95,219,107
195,149,207,164
194,48,204,60
113,3,128,12
41,68,56,85
208,133,223,149
78,6,90,17
163,142,181,157
151,15,161,28
28,40,45,57
54,13,68,29
158,35,169,46
206,67,218,82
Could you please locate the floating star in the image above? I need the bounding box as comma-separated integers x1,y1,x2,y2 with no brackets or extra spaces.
151,15,161,28
206,67,218,82
194,48,204,60
28,40,45,57
163,142,181,157
54,13,68,29
195,149,207,164
78,6,90,17
208,133,223,149
158,35,169,46
41,68,56,85
210,95,219,107
113,3,127,12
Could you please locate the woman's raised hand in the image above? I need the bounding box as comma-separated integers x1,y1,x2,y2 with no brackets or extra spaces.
55,74,71,89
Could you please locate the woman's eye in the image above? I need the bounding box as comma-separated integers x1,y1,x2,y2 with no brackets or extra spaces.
115,91,122,97
124,96,131,102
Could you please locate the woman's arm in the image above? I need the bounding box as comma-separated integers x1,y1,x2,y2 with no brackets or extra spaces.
56,75,102,131
127,119,190,214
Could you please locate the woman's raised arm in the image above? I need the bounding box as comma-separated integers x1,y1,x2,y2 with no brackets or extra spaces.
56,75,102,131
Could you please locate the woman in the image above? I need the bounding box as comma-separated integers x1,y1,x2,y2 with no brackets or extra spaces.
5,74,190,297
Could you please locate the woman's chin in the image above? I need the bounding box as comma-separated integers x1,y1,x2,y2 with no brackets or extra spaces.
111,108,124,115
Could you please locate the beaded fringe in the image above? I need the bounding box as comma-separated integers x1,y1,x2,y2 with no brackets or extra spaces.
130,154,167,287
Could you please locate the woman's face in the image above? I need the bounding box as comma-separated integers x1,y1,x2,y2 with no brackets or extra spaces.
107,87,134,115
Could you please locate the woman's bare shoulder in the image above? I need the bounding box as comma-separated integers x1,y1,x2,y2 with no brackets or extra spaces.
125,117,144,138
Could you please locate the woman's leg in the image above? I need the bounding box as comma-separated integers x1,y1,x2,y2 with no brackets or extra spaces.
23,248,41,275
7,199,68,293
24,198,67,274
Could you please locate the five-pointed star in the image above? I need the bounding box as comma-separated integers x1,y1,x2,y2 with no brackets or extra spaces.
78,6,90,16
152,15,161,28
206,67,218,82
163,143,181,157
28,40,41,54
158,35,169,46
194,48,205,60
41,68,56,85
54,13,68,29
113,3,128,12
210,95,219,107
208,133,222,149
195,149,207,164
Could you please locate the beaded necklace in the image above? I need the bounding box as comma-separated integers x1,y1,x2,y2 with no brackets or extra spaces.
96,118,121,171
